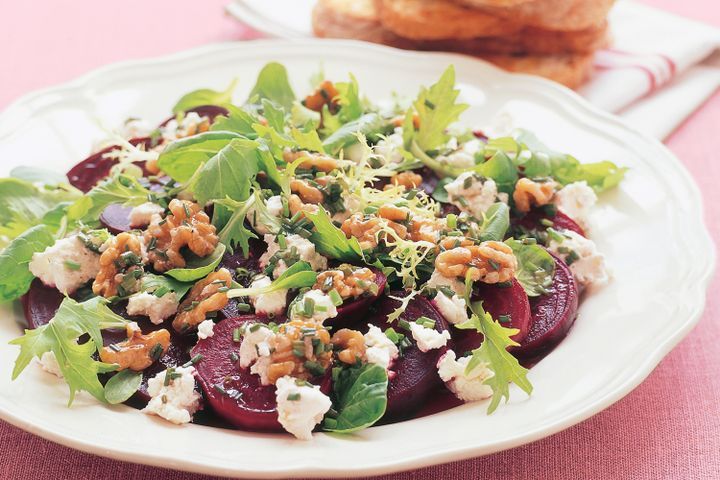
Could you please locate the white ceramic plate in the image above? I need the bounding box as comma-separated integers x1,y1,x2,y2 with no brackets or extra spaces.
0,40,714,478
226,0,314,38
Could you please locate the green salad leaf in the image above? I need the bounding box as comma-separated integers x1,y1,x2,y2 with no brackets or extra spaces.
214,190,281,256
477,203,510,242
10,296,129,405
323,363,388,433
248,62,296,110
10,166,69,185
157,131,242,182
210,104,259,137
291,102,321,130
261,98,286,132
189,138,260,205
321,113,386,155
291,127,326,154
67,175,152,224
304,207,364,262
0,225,56,303
104,369,143,405
165,243,226,282
411,65,468,152
505,238,556,297
227,261,317,298
478,151,518,193
456,289,533,414
334,74,363,122
141,273,193,298
172,78,238,114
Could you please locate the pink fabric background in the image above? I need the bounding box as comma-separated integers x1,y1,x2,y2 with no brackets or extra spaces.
1,1,719,479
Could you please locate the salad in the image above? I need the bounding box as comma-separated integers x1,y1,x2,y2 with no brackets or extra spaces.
1,63,625,440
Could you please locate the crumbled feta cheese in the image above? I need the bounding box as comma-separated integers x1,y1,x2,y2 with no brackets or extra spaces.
238,323,276,369
28,236,101,294
120,117,153,139
364,324,399,370
427,271,466,296
373,128,405,164
437,350,494,402
436,139,482,169
129,202,165,228
126,292,179,325
259,234,328,278
433,292,469,325
290,289,338,324
409,322,451,352
197,320,215,340
444,173,499,218
161,111,205,141
38,351,63,378
275,376,332,440
248,275,288,316
246,195,283,235
553,181,597,229
143,366,201,425
547,230,609,287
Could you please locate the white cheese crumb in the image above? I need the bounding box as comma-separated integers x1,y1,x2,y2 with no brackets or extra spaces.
364,324,399,370
259,233,328,278
373,128,405,164
238,323,276,373
275,376,332,441
427,271,466,296
432,292,469,325
444,173,499,218
197,320,215,340
161,112,205,141
126,292,179,325
246,195,283,235
248,275,288,316
437,350,494,402
290,289,338,324
143,366,201,425
436,139,482,169
129,202,165,228
38,351,63,378
28,235,100,294
553,181,597,230
547,229,609,287
409,322,451,352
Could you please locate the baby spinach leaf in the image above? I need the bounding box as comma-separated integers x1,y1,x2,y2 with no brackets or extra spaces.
248,62,296,110
141,273,193,298
291,127,325,153
104,369,143,404
261,99,286,132
321,113,386,155
157,131,242,182
477,151,518,193
323,363,388,433
226,261,317,298
505,238,556,297
172,78,238,114
10,166,69,186
304,207,364,262
431,177,452,203
10,296,129,405
165,243,226,282
477,203,510,242
0,225,55,303
189,138,260,205
210,105,259,137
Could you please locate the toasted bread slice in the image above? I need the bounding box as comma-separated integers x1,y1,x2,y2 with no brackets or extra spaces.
479,52,595,89
453,0,615,31
376,0,520,40
312,0,389,43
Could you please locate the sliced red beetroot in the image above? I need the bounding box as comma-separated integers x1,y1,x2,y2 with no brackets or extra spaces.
357,291,449,421
452,279,532,354
191,315,282,432
218,238,266,319
67,137,152,193
514,253,579,358
515,208,586,237
21,279,64,329
158,105,229,127
328,269,387,326
99,204,134,234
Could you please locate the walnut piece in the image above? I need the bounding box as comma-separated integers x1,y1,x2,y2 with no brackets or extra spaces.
284,149,339,173
513,178,556,213
314,265,377,299
265,320,333,384
303,80,339,113
100,323,170,371
290,178,324,204
92,232,144,298
288,194,320,218
172,269,231,332
331,328,366,365
389,171,423,190
144,199,218,272
341,213,408,250
436,240,517,284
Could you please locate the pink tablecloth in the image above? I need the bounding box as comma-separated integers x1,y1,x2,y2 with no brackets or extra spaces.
1,1,719,479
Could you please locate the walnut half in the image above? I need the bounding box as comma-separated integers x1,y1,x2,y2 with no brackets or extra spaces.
100,323,170,371
172,269,232,333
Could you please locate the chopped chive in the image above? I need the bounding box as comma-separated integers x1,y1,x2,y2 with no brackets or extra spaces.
109,343,122,352
64,260,81,271
498,314,511,324
232,328,242,343
540,218,554,227
328,289,343,306
149,343,164,361
182,354,203,368
287,392,301,401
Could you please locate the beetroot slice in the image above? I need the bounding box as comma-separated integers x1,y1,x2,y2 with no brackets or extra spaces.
514,253,579,358
515,208,586,237
191,315,282,432
218,238,266,319
21,279,64,329
329,269,387,326
356,291,449,421
99,204,134,234
452,279,532,354
67,137,152,193
158,105,229,127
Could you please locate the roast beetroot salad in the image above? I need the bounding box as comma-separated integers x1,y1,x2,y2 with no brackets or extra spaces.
0,63,625,440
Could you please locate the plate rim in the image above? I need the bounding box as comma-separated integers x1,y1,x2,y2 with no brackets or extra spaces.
0,39,715,478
